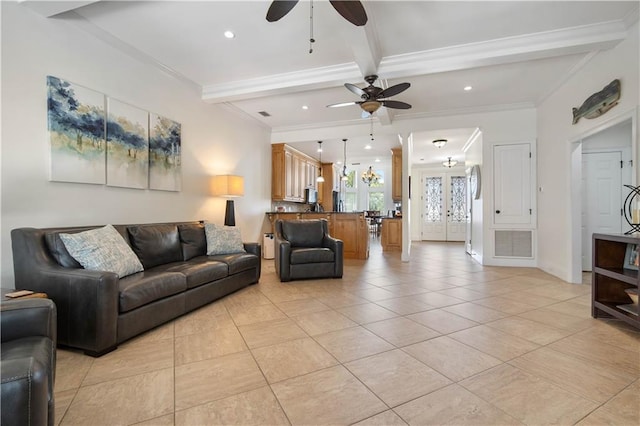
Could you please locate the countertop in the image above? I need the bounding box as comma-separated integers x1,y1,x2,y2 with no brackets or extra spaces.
266,211,365,214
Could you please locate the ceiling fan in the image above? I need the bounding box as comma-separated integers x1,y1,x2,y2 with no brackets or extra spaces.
328,75,412,114
266,0,367,26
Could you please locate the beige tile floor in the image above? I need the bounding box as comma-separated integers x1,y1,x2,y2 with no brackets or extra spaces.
54,241,640,425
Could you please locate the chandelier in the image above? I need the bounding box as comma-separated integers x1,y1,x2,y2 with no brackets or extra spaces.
443,157,458,168
362,166,381,186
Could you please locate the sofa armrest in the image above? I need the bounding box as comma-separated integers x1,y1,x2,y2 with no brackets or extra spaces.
323,236,344,278
243,242,261,258
1,358,50,426
1,299,56,344
274,236,292,282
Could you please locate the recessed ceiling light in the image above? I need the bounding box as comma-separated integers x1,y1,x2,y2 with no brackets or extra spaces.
464,86,472,91
302,105,309,110
364,145,372,150
224,30,235,39
336,161,342,165
375,158,380,162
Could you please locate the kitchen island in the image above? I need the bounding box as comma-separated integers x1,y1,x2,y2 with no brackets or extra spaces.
266,212,369,259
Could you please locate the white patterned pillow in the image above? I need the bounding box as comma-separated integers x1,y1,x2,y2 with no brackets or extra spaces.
204,223,246,255
59,224,144,278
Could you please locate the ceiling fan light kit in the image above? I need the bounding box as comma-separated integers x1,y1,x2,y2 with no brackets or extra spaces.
327,75,412,115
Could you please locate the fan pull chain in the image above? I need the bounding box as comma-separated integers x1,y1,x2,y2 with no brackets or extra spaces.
370,115,374,142
309,0,315,54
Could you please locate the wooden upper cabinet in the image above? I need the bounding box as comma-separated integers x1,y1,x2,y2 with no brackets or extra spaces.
272,143,320,202
391,148,402,202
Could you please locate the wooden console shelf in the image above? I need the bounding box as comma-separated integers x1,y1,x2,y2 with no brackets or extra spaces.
592,233,639,329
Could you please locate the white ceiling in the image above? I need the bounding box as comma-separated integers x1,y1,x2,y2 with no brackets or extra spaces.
29,0,638,166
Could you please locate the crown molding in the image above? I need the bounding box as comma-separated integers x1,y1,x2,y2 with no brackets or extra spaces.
61,11,201,94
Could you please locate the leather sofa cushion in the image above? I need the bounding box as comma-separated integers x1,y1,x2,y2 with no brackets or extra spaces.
208,253,259,275
127,224,183,269
167,260,228,289
118,271,186,313
281,221,324,247
290,247,335,264
178,223,207,261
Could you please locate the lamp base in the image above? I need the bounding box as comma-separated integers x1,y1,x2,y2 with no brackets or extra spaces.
224,199,236,226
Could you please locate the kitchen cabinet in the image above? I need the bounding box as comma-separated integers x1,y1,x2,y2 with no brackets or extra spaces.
592,233,639,329
272,144,320,202
381,218,402,251
392,148,402,202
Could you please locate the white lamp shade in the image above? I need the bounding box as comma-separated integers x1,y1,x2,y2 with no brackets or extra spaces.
211,175,244,197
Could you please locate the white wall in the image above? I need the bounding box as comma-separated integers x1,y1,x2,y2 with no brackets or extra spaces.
537,21,639,282
0,2,272,286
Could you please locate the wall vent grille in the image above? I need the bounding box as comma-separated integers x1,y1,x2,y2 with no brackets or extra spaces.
495,230,532,257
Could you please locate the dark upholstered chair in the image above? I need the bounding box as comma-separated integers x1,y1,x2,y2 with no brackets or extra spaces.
275,219,343,282
1,298,57,426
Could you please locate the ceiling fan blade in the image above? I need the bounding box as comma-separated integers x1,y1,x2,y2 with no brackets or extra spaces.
327,101,358,108
266,0,299,22
345,83,366,98
382,100,412,110
329,1,368,26
379,82,411,99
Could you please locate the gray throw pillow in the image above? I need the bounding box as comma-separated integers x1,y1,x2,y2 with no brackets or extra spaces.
59,224,144,278
204,223,246,255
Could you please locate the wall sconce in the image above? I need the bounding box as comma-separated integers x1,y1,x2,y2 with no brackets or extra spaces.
211,175,244,226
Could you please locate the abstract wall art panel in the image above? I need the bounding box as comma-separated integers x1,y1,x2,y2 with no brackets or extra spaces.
47,76,106,184
106,98,149,189
149,113,182,191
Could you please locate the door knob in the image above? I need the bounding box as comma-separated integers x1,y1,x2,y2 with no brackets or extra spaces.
495,210,501,214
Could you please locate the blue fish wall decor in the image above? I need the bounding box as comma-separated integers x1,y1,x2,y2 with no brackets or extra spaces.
572,79,621,124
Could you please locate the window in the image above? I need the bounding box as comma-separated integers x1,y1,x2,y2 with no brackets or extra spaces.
368,192,384,211
344,192,357,212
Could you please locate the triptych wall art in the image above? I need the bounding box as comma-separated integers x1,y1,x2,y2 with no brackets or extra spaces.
47,76,182,191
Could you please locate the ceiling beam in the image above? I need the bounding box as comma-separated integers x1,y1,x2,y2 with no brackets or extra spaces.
201,20,627,105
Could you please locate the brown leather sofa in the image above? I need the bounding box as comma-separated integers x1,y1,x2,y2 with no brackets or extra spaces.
275,219,343,282
1,298,57,426
11,221,261,356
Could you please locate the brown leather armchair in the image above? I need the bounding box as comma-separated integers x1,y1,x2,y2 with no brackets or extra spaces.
274,219,343,282
1,297,57,426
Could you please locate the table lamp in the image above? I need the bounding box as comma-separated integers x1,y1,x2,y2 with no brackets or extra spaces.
211,175,244,226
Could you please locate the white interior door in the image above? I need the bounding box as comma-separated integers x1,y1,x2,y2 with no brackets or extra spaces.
581,151,622,271
494,144,531,225
421,172,466,241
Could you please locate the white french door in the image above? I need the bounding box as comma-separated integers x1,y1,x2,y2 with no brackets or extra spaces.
581,151,622,271
421,172,467,241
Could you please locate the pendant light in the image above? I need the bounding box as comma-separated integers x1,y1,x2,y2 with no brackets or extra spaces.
341,138,349,181
443,157,458,168
316,141,325,183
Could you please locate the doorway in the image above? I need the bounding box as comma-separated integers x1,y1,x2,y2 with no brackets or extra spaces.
571,115,635,281
420,171,467,241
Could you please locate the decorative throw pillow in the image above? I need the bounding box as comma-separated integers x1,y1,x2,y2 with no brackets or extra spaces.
204,223,246,255
59,224,144,278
